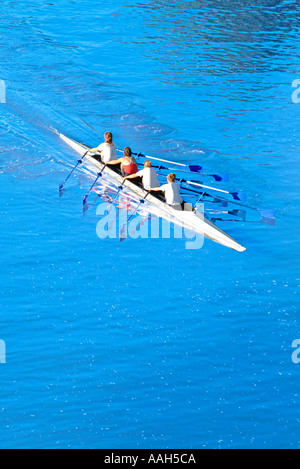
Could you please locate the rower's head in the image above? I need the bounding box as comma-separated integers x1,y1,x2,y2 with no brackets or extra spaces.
144,160,152,168
167,173,176,183
124,147,132,157
104,132,113,144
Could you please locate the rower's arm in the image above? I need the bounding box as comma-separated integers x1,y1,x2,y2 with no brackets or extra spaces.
89,147,100,153
106,158,123,165
125,173,139,180
150,187,164,192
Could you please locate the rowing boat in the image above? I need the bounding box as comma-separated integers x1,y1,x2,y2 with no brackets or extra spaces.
60,134,246,252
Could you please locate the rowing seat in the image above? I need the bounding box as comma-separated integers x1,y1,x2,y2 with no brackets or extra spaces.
150,190,166,203
106,163,122,175
92,153,102,163
128,176,144,189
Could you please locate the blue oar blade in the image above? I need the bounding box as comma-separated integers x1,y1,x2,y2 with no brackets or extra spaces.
219,173,229,182
212,173,229,182
59,183,65,194
82,172,103,210
230,191,247,202
259,209,276,225
112,186,123,204
188,165,203,173
58,156,86,196
228,209,247,220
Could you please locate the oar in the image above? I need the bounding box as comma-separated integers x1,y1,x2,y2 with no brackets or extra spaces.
116,148,203,172
160,166,229,182
183,179,247,201
59,151,89,194
112,185,123,204
83,172,103,211
146,162,229,182
155,173,246,202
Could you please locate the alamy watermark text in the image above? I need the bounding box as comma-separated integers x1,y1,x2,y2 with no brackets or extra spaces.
96,202,205,250
292,79,300,104
0,80,6,104
0,340,6,364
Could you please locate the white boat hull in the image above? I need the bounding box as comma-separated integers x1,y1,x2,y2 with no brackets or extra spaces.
60,134,246,252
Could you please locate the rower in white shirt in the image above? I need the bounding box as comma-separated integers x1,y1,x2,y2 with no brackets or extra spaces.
151,173,185,210
89,131,117,163
124,160,160,190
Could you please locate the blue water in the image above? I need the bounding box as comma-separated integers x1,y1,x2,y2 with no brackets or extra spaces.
0,0,299,449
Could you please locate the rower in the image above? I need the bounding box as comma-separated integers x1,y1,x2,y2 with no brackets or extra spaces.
124,160,160,191
89,131,117,163
107,147,138,177
151,173,185,210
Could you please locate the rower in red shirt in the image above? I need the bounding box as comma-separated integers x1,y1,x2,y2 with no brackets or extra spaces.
106,147,138,177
